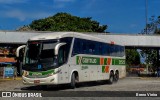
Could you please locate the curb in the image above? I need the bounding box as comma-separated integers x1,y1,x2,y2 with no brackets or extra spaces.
138,77,160,80
0,77,22,81
126,77,160,80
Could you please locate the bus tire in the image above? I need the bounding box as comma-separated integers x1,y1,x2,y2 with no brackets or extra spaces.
114,71,119,82
70,73,76,89
108,72,114,84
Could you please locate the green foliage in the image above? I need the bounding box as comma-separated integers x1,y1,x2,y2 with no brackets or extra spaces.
141,16,160,34
154,16,160,34
29,12,107,32
126,49,140,66
140,16,160,69
154,27,160,34
140,49,158,68
16,25,33,31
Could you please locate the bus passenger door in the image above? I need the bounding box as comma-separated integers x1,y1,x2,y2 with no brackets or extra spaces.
89,65,97,81
80,65,90,82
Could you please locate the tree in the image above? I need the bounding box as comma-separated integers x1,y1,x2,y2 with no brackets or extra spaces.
141,16,160,34
16,25,33,31
140,49,158,68
152,16,160,34
126,49,140,66
20,12,108,32
140,16,160,71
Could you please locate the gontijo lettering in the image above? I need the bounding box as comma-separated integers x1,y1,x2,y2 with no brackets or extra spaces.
82,57,97,64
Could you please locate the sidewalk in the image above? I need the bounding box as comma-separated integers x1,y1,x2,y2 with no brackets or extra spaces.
0,76,22,81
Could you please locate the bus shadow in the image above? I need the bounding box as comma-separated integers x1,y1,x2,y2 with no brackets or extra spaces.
21,84,70,91
21,81,114,91
77,81,113,88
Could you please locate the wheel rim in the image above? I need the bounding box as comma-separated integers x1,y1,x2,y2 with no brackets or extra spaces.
110,75,113,82
115,73,119,81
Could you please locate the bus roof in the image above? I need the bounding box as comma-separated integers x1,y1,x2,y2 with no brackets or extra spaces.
29,32,123,45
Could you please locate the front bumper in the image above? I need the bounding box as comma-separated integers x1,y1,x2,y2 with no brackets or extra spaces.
22,75,58,85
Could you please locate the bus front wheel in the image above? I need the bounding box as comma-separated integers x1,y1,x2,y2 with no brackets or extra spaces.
70,73,76,89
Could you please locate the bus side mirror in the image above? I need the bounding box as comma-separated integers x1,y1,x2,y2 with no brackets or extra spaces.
16,45,26,62
54,43,66,55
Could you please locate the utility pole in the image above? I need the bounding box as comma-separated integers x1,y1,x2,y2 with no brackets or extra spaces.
145,0,148,34
145,0,149,74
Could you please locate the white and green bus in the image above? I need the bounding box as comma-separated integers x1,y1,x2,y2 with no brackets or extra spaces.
17,32,126,88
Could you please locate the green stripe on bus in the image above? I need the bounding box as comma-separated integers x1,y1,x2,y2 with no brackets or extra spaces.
102,66,105,73
104,58,107,65
29,69,55,76
77,56,125,65
112,59,125,65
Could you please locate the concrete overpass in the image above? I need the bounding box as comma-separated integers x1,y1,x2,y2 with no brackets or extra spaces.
94,34,160,48
0,31,42,44
0,31,160,48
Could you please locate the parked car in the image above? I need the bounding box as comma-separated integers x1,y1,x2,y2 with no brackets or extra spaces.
138,69,155,77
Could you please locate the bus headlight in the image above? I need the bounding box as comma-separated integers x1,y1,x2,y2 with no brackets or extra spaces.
48,73,54,76
48,69,61,76
55,69,61,74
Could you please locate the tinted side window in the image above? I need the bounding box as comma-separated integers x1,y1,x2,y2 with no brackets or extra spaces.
82,40,87,54
87,40,95,54
101,43,110,56
72,38,81,55
72,38,124,57
60,37,73,61
119,46,125,57
109,45,125,57
95,42,101,55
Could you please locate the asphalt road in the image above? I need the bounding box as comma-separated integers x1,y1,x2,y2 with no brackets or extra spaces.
1,77,160,91
1,77,160,100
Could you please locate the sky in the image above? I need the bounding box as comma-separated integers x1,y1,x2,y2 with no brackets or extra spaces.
0,0,160,34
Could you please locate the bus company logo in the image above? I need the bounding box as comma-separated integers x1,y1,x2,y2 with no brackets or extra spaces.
77,56,98,65
2,92,11,97
77,56,83,65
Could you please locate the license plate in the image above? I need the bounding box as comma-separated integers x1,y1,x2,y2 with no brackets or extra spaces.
34,80,40,84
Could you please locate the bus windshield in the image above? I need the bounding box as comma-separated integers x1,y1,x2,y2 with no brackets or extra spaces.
28,42,41,60
23,40,59,71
